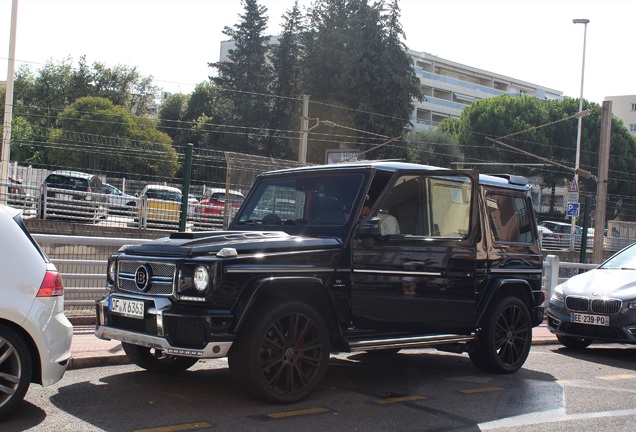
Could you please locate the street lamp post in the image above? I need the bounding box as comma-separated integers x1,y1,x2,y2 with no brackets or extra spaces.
570,18,589,251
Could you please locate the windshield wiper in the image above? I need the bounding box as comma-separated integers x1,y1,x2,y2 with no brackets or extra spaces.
241,219,267,230
284,218,313,235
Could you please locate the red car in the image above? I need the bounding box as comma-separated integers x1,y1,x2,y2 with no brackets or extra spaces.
195,188,244,227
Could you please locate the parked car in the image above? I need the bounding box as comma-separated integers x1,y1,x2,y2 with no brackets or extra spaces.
0,204,73,420
194,188,244,227
40,170,108,223
103,183,136,214
137,184,182,226
187,194,199,217
7,175,35,211
538,220,587,250
547,242,636,349
97,161,545,404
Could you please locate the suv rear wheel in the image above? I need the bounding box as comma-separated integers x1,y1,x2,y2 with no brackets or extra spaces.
228,300,330,404
469,296,532,373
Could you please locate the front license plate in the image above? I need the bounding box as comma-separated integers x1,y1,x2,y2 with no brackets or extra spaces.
109,298,144,319
571,312,609,326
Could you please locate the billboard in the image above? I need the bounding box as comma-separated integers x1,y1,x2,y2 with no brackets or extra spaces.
325,149,359,164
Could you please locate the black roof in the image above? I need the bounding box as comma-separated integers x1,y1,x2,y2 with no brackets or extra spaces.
260,161,530,191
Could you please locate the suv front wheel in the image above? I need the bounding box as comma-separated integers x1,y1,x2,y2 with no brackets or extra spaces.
469,296,532,374
228,300,330,404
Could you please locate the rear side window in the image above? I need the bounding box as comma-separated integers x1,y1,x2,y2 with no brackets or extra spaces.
379,174,473,238
486,191,533,243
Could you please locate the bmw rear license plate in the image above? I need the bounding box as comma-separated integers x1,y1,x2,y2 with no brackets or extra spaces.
109,297,144,319
571,312,609,326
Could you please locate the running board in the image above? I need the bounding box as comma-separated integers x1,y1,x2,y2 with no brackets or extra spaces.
348,333,476,352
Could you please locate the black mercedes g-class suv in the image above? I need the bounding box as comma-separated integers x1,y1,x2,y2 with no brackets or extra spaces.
96,161,545,403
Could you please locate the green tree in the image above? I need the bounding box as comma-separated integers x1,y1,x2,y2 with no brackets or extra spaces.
302,0,421,161
209,0,273,155
265,0,305,159
406,129,464,168
48,97,178,179
158,93,190,140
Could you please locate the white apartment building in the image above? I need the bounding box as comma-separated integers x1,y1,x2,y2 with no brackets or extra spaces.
408,50,563,131
219,40,564,132
604,95,636,136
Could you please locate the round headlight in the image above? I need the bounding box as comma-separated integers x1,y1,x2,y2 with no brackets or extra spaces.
108,261,117,283
193,266,209,292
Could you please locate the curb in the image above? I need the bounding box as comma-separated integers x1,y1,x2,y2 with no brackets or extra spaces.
68,352,130,370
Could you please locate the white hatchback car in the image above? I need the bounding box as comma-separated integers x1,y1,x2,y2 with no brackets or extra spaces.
0,205,73,420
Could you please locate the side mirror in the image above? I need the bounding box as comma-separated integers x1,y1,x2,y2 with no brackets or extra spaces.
356,216,381,237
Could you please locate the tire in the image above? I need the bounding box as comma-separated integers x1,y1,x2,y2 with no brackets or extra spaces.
0,325,33,421
469,296,532,374
122,343,198,374
228,300,330,404
557,334,592,350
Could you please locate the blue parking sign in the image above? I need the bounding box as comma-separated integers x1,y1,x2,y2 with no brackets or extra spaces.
566,203,580,217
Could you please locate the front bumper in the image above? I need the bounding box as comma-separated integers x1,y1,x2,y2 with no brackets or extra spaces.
546,299,636,344
96,295,235,358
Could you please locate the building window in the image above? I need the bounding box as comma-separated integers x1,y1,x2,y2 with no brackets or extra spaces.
631,103,636,111
630,124,636,132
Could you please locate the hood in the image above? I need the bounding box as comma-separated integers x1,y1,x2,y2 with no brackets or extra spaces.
121,230,343,258
560,268,636,300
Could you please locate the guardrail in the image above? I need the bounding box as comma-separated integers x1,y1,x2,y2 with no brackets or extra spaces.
33,235,600,314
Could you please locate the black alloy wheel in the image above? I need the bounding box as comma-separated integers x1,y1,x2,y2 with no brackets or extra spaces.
229,300,330,404
470,296,532,374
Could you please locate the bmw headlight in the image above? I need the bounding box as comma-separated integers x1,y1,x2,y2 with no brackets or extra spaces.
193,266,209,292
629,300,636,310
551,285,564,302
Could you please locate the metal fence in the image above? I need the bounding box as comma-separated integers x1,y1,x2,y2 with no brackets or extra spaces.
1,150,304,232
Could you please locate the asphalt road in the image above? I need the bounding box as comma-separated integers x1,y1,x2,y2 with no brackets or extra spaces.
4,344,636,432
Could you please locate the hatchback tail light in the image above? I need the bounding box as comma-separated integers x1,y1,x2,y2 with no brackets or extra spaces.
37,266,65,297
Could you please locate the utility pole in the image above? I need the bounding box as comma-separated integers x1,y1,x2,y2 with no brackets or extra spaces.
298,94,309,164
1,0,18,205
592,100,611,264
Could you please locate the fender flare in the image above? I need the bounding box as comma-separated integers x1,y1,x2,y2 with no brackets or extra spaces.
473,277,535,327
230,276,348,351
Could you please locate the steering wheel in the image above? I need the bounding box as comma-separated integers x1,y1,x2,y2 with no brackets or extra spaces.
262,213,282,225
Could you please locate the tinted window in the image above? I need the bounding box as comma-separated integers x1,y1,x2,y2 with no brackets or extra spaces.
486,192,532,243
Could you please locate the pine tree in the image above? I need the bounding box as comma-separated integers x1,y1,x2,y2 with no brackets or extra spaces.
209,0,273,155
265,1,305,158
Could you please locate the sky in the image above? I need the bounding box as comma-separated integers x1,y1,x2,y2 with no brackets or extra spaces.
0,0,633,104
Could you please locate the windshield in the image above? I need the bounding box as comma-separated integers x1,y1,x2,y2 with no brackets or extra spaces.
235,173,364,228
600,243,636,269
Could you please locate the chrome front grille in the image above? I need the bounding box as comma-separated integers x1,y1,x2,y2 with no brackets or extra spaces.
591,299,622,314
565,295,622,314
117,261,176,295
565,296,588,312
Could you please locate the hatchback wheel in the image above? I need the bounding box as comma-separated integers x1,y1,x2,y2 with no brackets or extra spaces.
0,325,32,420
